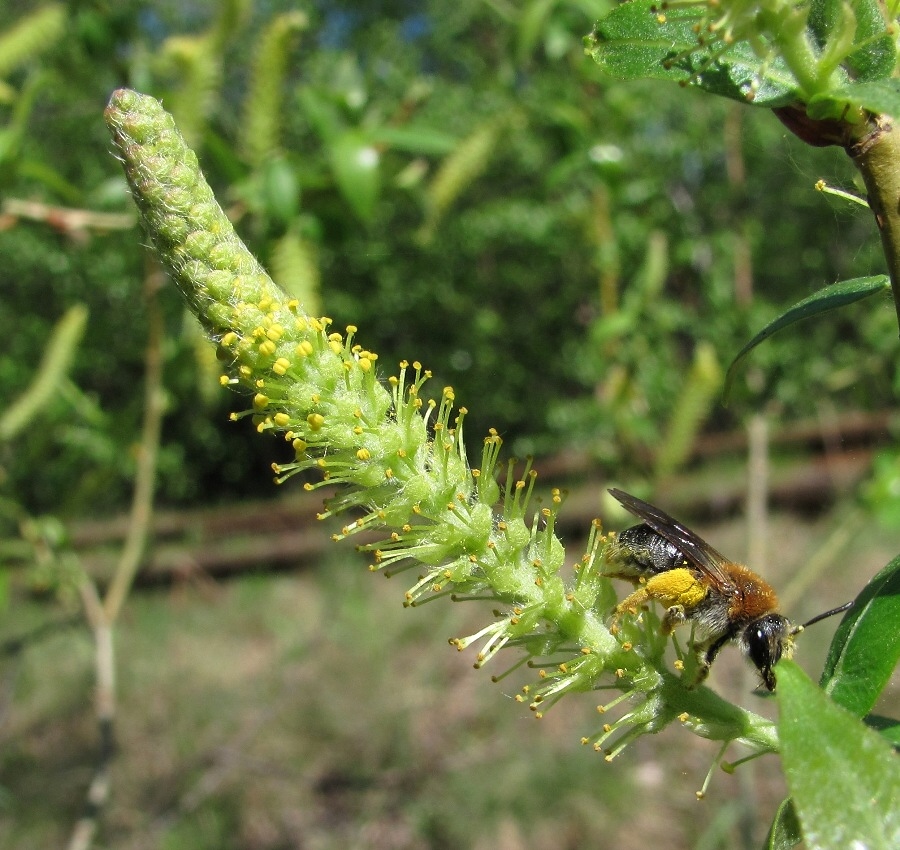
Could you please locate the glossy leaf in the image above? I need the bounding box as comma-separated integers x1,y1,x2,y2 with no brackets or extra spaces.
328,131,380,224
724,276,889,398
586,0,798,107
820,554,900,717
777,662,900,850
261,156,300,227
764,798,801,850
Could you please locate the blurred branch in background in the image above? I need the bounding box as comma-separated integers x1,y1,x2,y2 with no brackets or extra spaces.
0,199,134,238
68,264,166,850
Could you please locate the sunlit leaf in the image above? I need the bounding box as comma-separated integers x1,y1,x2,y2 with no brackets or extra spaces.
820,554,900,717
777,662,900,850
328,131,381,224
724,275,889,398
585,0,798,106
261,156,300,227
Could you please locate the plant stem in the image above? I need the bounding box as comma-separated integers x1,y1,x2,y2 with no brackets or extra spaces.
102,262,165,622
850,115,900,336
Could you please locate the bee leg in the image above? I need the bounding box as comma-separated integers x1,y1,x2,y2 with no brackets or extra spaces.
689,634,731,688
661,605,686,635
613,585,650,619
690,657,711,688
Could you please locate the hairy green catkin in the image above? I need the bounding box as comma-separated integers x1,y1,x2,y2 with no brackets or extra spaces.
105,89,778,766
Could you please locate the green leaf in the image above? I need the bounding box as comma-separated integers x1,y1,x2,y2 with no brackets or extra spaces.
810,79,900,121
585,0,799,107
368,125,458,156
328,131,380,223
808,0,897,82
777,662,900,850
724,275,889,398
764,798,802,850
865,715,900,748
261,156,300,227
820,554,900,717
517,0,558,63
297,87,343,143
843,0,897,81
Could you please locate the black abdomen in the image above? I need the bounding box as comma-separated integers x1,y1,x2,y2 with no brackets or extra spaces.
606,524,686,577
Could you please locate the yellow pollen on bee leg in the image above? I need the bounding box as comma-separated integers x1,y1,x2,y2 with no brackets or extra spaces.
641,568,708,609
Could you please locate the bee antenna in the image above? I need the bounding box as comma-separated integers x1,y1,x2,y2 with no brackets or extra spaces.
791,601,854,636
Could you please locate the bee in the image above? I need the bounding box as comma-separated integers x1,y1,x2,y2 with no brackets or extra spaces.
605,488,852,691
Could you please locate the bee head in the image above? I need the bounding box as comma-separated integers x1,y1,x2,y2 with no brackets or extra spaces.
741,613,792,692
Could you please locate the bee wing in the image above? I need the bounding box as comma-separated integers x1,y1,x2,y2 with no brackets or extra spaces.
608,488,736,593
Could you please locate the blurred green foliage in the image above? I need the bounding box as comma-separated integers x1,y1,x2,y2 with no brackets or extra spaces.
0,0,894,519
